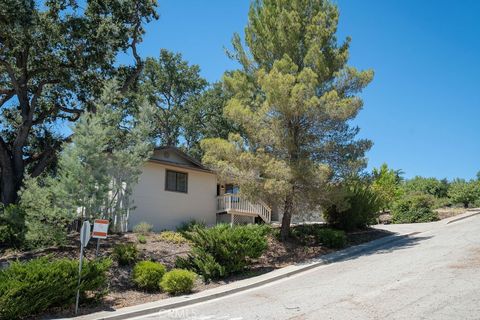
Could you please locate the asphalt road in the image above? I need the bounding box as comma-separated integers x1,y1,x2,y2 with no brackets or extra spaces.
137,215,480,320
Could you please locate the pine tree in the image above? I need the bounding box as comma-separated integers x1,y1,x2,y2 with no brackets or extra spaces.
201,0,373,240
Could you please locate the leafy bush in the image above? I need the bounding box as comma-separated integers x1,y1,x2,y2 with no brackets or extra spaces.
132,261,166,291
403,176,449,198
137,235,147,244
112,243,138,266
290,224,322,245
176,224,269,281
0,205,26,248
324,183,381,231
315,228,346,248
133,222,153,235
157,231,188,244
432,197,453,209
19,177,74,249
392,194,439,223
160,269,196,295
0,257,111,319
448,179,480,208
176,220,206,233
289,225,346,248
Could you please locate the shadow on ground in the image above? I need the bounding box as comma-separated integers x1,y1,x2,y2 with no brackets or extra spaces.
297,233,434,267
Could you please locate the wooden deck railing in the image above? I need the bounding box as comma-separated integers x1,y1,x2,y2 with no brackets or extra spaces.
216,194,271,223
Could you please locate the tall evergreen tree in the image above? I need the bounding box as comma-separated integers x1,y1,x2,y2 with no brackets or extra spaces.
0,0,158,205
201,0,373,239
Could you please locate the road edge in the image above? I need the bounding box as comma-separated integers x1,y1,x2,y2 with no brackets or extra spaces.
445,210,480,225
74,231,417,320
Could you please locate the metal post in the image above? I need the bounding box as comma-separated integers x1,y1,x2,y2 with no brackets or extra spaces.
75,244,84,314
95,238,100,258
230,213,234,227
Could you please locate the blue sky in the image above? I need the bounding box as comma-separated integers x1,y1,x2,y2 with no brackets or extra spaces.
131,0,480,180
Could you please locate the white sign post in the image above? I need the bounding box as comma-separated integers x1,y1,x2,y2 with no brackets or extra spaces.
75,220,91,315
92,219,109,257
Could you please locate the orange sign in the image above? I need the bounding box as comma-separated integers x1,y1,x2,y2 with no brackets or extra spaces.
92,219,109,239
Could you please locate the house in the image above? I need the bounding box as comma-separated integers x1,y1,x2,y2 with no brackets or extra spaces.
128,147,272,231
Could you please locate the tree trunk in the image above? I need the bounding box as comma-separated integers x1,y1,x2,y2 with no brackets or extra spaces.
0,162,18,206
280,193,294,241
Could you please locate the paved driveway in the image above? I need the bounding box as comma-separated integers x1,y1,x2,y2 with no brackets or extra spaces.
138,215,480,320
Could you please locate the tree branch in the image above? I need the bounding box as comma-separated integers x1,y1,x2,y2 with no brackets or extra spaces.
119,4,144,95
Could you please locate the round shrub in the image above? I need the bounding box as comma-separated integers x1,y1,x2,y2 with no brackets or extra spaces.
392,193,439,223
132,261,166,291
112,243,138,266
160,269,196,295
137,234,147,244
157,231,188,244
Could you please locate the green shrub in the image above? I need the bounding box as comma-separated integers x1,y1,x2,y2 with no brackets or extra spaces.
112,243,138,266
448,179,480,208
133,222,153,235
160,269,196,295
324,183,381,231
132,261,166,291
392,194,439,223
176,224,269,281
176,220,206,233
289,225,346,248
290,224,322,245
432,197,453,209
157,231,188,244
315,228,347,248
0,205,26,248
137,235,147,244
0,257,111,319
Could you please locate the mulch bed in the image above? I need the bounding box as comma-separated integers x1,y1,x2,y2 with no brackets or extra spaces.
0,226,392,319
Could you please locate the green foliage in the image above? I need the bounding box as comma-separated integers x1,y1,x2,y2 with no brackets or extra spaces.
18,83,156,239
133,222,154,235
157,231,189,244
139,49,208,147
112,244,138,266
392,194,439,223
315,228,347,249
0,257,111,319
160,269,197,295
132,261,166,291
289,224,345,248
324,182,381,231
201,0,373,239
176,224,269,281
448,179,480,208
371,164,403,210
176,220,206,233
182,82,240,159
404,176,449,198
19,178,74,248
0,205,26,248
0,0,158,206
137,235,147,244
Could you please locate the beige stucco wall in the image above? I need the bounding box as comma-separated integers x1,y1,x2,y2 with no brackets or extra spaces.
129,161,217,231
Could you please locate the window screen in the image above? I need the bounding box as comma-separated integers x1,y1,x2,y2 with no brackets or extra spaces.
165,170,188,193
